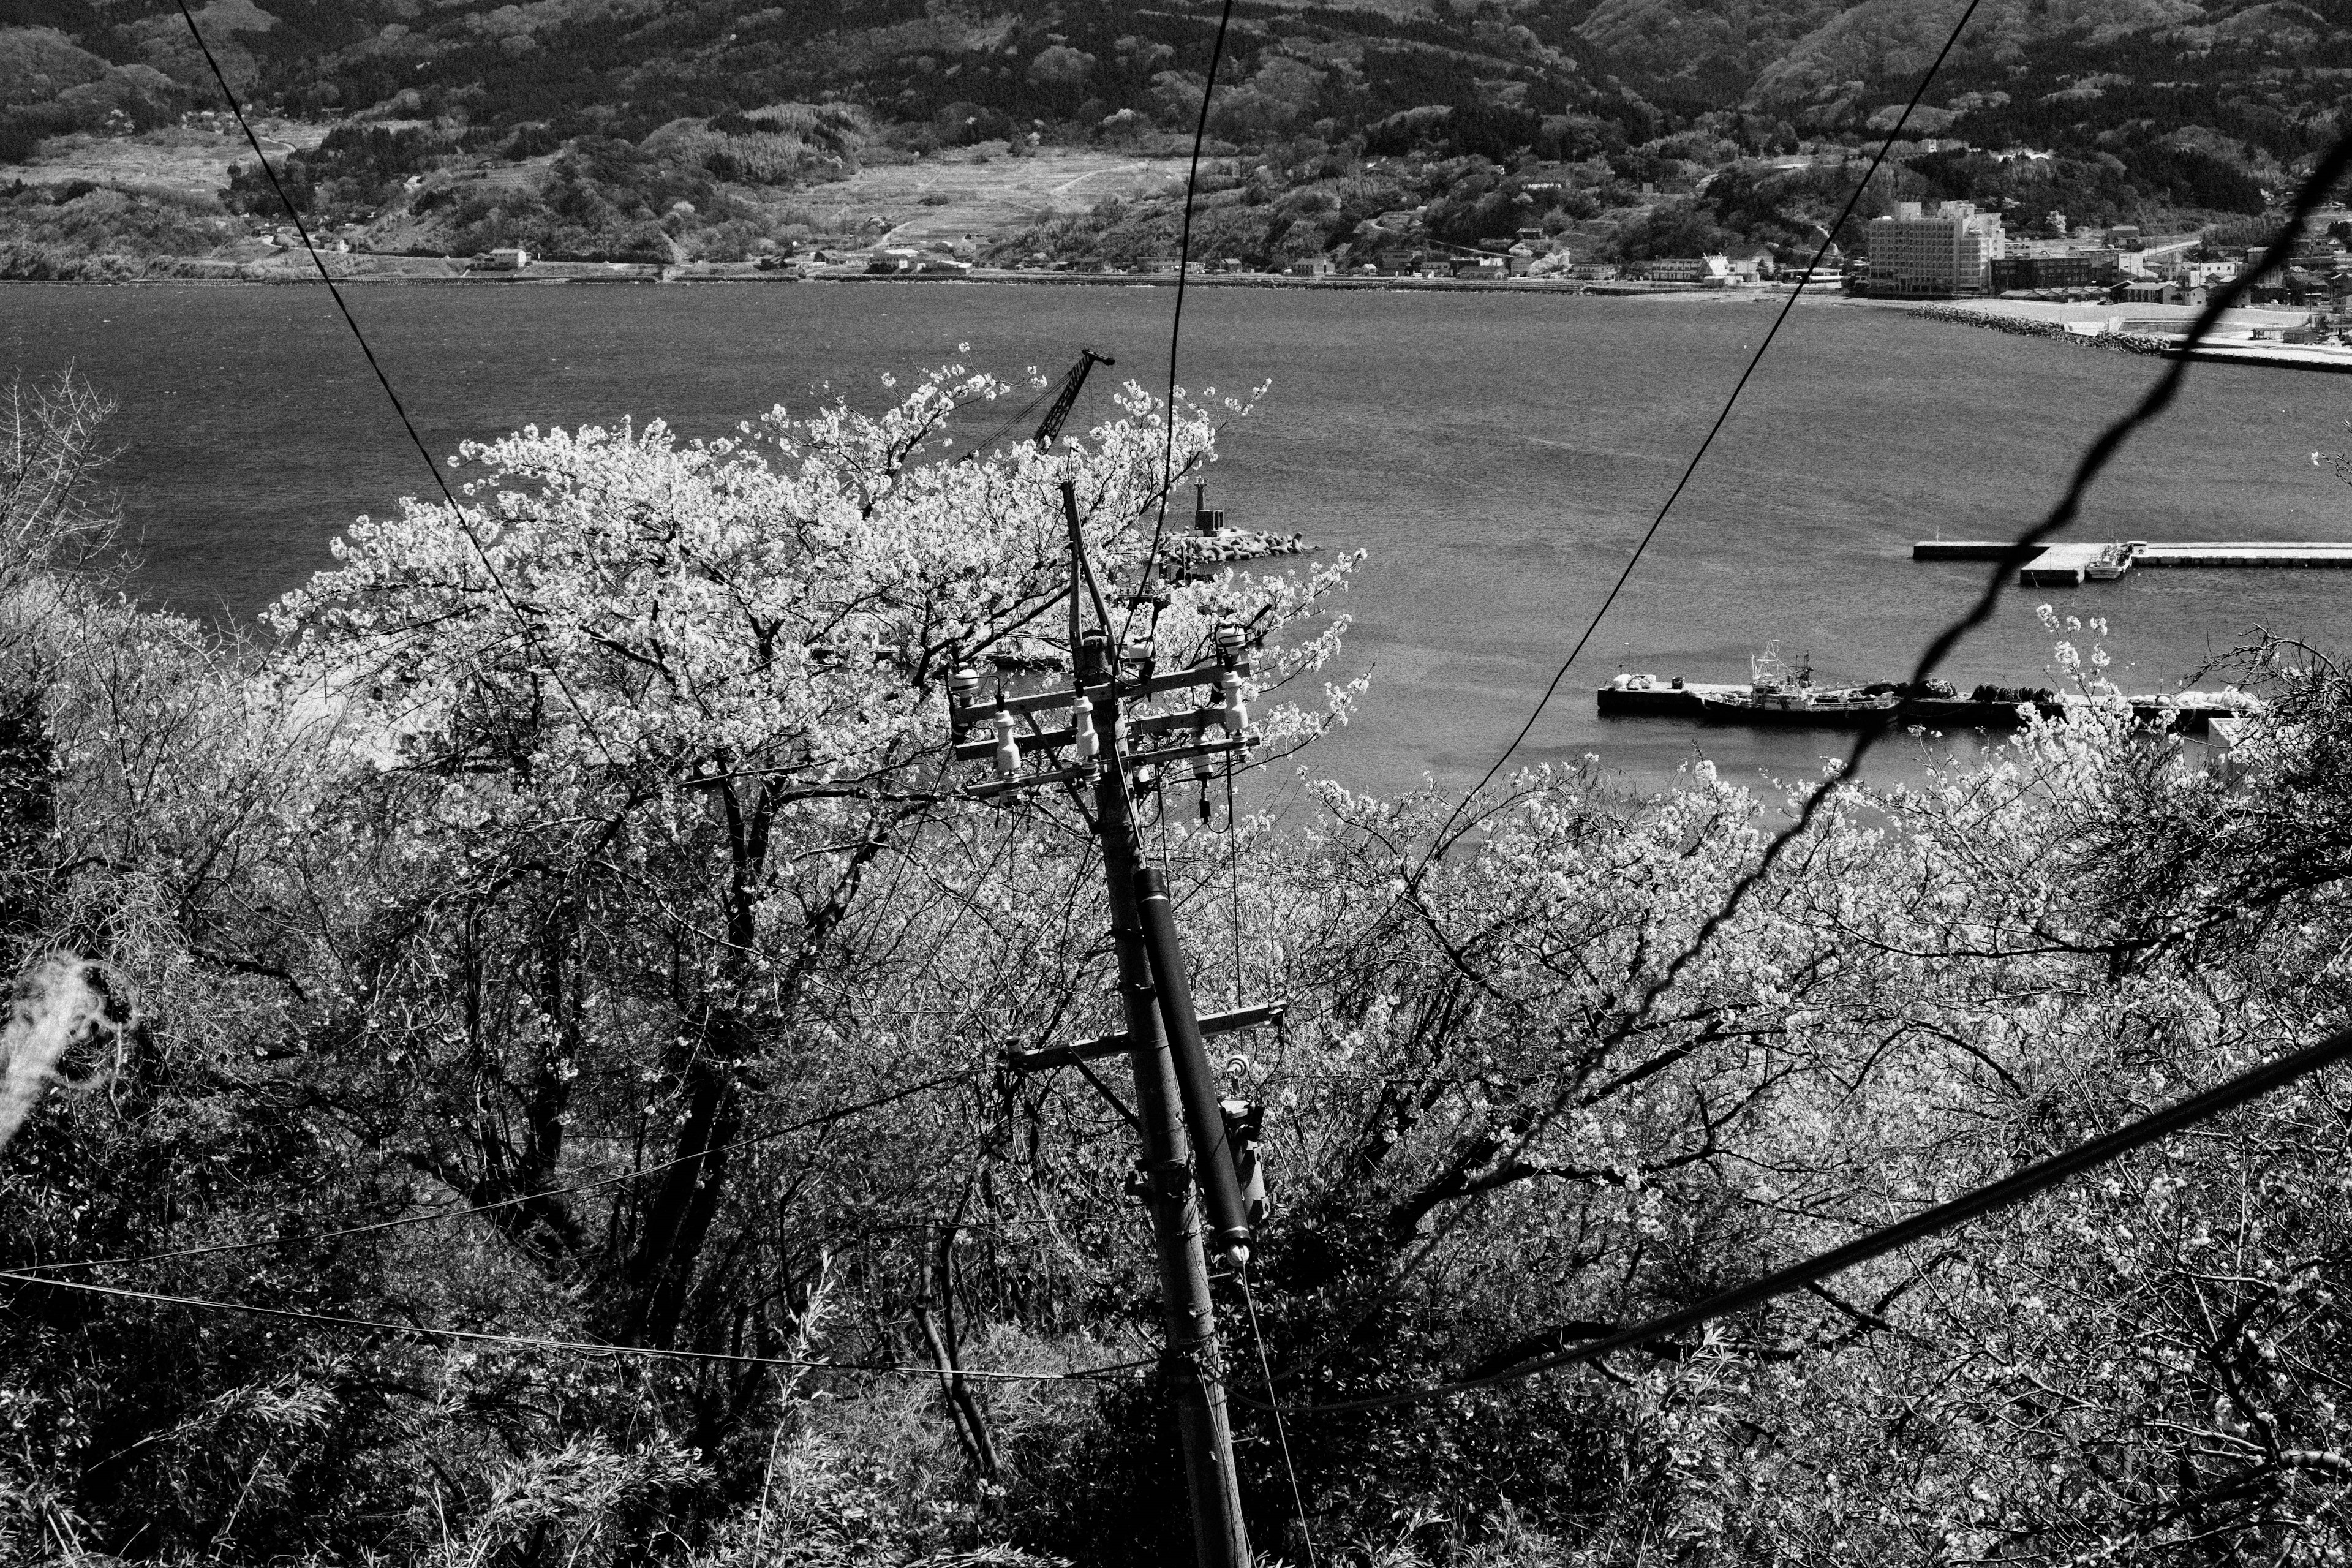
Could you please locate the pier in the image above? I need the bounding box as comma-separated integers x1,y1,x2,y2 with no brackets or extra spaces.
1912,538,2352,585
1597,679,2247,734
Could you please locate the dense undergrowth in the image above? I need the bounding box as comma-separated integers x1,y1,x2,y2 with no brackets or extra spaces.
4,368,2352,1565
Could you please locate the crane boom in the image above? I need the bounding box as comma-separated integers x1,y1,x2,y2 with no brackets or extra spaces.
1033,347,1114,448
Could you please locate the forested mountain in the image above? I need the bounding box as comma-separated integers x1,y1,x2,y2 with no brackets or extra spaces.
3,0,2345,181
0,0,2338,272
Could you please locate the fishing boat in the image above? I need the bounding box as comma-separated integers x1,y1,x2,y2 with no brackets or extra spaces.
2084,540,2134,580
1696,646,1900,728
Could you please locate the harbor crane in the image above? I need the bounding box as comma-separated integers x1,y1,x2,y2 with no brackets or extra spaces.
959,347,1116,461
1031,346,1114,447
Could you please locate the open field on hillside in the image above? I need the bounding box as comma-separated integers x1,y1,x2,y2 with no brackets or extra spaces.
1,121,326,199
782,145,1189,249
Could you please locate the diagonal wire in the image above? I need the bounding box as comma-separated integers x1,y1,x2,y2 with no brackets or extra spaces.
1240,1268,1319,1566
1257,126,2352,1414
1121,0,1240,655
1423,0,1987,854
1412,73,2352,1248
0,1269,1155,1384
1599,123,2352,1085
1283,0,1989,1292
173,0,617,766
1267,110,2352,1409
1241,1019,2352,1414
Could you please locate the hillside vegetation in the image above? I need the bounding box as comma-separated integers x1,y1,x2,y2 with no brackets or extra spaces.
0,0,2339,274
8,366,2352,1565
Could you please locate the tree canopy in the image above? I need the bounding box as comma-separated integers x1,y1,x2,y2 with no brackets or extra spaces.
6,368,2352,1565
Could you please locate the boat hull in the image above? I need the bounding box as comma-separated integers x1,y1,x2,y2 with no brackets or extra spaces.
1695,696,1900,728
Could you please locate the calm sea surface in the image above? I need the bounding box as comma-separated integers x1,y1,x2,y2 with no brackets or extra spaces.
6,280,2348,801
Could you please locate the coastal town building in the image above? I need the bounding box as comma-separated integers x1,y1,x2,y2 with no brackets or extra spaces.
1863,201,2004,296
2149,257,2237,289
1991,246,2119,293
2116,279,2201,305
1632,255,1733,285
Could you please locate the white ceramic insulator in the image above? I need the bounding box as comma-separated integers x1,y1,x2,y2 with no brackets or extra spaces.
992,710,1020,778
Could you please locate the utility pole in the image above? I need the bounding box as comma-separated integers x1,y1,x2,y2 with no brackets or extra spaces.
953,483,1269,1568
1085,628,1251,1568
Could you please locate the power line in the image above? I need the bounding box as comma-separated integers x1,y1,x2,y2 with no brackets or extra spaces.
1240,1269,1319,1567
1246,1019,2352,1415
1123,0,1240,654
1264,127,2352,1381
1378,118,2352,1278
173,1,618,768
0,1270,1154,1384
1602,120,2352,1082
1433,0,1988,837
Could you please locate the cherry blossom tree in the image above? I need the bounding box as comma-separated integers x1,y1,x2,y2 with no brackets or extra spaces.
260,362,1358,1368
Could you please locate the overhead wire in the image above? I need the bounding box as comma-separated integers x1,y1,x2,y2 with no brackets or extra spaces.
1120,0,1241,657
169,0,2352,1459
172,0,619,768
1592,121,2352,1090
1240,1268,1319,1566
1240,1019,2352,1415
1424,0,1988,853
1254,75,2352,1419
0,1270,1155,1384
145,0,1243,1457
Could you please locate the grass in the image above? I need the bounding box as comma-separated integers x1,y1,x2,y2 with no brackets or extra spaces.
1,121,328,202
776,145,1189,250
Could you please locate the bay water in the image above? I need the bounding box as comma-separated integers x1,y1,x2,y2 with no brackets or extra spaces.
6,279,2347,802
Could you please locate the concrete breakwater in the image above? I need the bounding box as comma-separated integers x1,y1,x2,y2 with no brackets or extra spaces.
1917,538,2352,584
1599,678,2250,734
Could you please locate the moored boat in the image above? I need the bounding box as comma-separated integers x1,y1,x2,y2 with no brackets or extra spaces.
1696,646,1901,728
2084,541,2134,580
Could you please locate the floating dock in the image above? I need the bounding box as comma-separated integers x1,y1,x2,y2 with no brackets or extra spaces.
1913,539,2352,585
1597,680,2245,734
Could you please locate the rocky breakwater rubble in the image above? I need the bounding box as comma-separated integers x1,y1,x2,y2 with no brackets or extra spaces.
1914,304,2174,358
1167,529,1314,566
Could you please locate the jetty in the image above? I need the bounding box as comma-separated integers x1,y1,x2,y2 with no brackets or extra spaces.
1913,538,2352,585
1597,679,2249,734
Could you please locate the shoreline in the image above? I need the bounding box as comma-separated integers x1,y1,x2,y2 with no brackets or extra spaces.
1913,300,2352,373
0,259,1836,301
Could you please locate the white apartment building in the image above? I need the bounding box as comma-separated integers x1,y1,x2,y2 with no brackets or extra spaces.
1864,201,2005,296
